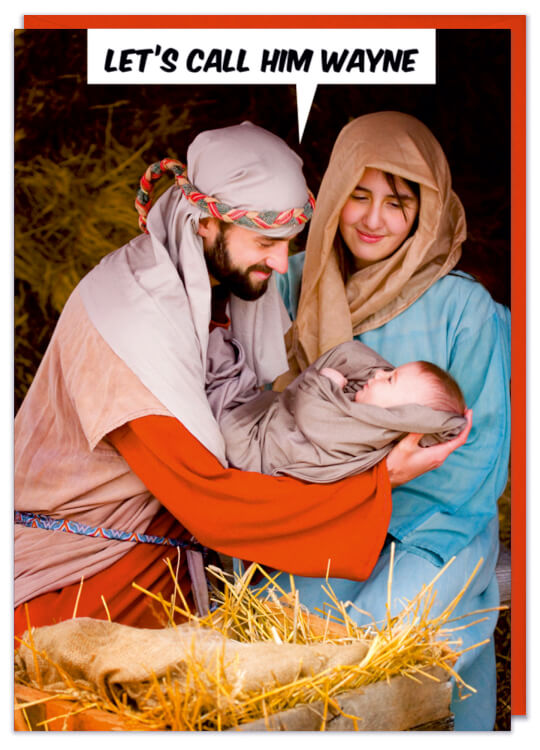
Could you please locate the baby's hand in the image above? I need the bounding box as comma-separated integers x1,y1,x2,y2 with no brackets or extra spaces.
320,367,348,389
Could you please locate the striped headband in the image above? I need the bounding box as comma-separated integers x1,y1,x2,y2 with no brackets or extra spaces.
135,157,315,233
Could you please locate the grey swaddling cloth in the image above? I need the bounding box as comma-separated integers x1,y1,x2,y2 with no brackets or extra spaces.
206,329,467,483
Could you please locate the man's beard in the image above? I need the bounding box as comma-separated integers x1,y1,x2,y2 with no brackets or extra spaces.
204,227,272,301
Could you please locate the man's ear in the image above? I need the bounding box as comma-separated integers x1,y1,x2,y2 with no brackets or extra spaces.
197,217,216,238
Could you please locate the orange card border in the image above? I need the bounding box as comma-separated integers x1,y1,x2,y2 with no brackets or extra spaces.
21,13,527,717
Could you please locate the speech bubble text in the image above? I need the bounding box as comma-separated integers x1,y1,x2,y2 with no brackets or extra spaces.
88,29,436,140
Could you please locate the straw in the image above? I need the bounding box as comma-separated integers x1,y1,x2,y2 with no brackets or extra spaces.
72,576,84,619
15,548,504,731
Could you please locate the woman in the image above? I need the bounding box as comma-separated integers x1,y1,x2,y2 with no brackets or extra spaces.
273,111,511,731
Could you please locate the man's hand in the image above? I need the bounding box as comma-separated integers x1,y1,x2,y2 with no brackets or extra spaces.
386,409,473,488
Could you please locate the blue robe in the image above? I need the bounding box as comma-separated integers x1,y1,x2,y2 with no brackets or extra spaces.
267,252,511,730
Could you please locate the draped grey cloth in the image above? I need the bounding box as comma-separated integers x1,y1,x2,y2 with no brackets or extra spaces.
207,334,467,483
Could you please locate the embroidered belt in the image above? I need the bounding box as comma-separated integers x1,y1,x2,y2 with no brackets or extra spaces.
14,511,207,554
15,511,217,616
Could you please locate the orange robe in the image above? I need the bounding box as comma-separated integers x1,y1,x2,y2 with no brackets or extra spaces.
15,415,391,639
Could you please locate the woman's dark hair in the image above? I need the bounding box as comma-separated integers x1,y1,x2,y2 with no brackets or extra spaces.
383,172,421,222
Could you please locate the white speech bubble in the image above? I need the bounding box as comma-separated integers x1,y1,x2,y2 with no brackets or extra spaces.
88,28,436,140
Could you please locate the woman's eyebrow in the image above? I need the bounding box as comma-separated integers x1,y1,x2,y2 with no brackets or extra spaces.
353,185,416,202
392,194,416,203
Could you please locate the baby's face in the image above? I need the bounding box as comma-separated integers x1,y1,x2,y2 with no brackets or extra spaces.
354,363,432,408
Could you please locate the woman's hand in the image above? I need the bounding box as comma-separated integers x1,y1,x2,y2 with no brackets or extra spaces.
386,409,473,488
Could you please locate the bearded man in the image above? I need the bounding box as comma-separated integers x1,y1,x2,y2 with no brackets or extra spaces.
14,122,468,634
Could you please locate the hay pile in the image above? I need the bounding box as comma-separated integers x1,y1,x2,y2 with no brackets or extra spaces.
14,553,492,731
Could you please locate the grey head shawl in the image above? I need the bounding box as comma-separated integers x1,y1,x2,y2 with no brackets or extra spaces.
78,122,308,465
207,336,467,483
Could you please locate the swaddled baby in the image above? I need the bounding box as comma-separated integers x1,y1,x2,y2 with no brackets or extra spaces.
206,330,467,483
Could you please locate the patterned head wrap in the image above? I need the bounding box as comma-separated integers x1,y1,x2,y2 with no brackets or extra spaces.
135,121,315,235
136,158,315,234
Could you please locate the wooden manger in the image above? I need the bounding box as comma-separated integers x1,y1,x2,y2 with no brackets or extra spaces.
14,553,494,732
15,665,454,731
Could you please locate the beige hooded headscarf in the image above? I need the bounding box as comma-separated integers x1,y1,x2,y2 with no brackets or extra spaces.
289,111,467,375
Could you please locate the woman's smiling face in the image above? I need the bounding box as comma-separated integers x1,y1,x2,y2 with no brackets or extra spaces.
338,168,419,269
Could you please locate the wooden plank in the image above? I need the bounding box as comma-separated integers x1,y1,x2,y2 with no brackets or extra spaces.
410,715,454,731
16,668,453,732
496,543,511,607
14,685,131,731
16,667,452,733
230,665,453,731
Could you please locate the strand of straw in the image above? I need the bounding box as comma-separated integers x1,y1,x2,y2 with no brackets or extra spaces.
101,596,111,622
72,576,84,619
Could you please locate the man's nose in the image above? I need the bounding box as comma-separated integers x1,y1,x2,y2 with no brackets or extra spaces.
265,242,289,274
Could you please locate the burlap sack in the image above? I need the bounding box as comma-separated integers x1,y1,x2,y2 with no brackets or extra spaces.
16,617,369,706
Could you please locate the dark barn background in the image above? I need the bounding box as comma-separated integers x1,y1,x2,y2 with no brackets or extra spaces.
14,27,512,729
